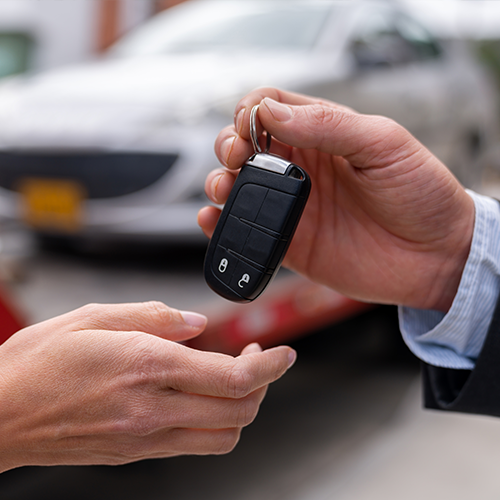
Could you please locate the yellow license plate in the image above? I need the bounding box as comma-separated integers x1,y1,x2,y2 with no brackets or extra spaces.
18,178,86,233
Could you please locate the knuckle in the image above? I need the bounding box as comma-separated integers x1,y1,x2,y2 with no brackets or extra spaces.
234,397,259,427
379,116,401,131
303,104,350,150
121,411,152,437
70,303,106,328
124,340,161,377
77,302,102,317
375,116,404,139
114,439,151,461
114,441,138,459
144,300,174,324
225,366,254,399
306,103,338,128
366,117,414,160
115,399,167,440
129,419,157,439
215,429,241,455
106,423,150,459
123,412,157,439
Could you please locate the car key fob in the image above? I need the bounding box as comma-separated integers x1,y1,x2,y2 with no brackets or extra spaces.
204,105,311,303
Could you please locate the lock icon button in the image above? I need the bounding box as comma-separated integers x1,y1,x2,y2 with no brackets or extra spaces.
238,273,250,288
212,247,235,285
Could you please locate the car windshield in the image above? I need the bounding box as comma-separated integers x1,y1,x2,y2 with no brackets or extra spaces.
110,1,333,57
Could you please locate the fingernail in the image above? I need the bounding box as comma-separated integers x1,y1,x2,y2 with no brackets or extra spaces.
288,349,297,368
220,135,236,167
263,98,293,122
211,172,224,200
180,311,207,328
235,108,246,134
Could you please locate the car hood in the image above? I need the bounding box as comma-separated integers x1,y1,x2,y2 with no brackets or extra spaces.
0,52,335,149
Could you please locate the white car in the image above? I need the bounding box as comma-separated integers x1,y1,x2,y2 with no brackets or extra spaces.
0,0,497,242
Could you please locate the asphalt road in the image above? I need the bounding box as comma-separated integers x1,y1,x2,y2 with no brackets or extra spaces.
1,234,500,499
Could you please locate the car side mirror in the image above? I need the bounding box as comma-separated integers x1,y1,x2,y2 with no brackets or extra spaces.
351,31,418,70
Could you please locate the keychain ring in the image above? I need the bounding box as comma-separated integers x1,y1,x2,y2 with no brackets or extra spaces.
250,104,272,154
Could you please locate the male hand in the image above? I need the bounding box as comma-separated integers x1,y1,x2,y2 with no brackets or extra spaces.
0,302,295,472
199,88,475,312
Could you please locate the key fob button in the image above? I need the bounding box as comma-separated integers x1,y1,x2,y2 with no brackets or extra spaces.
269,239,289,269
218,215,251,254
230,260,269,300
256,189,297,234
212,246,238,285
231,184,268,222
242,228,279,268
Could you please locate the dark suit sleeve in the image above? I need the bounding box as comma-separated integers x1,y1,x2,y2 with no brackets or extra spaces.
422,288,500,417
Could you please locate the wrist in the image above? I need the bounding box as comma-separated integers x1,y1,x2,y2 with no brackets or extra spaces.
0,375,17,473
0,346,25,473
417,189,475,313
429,241,472,313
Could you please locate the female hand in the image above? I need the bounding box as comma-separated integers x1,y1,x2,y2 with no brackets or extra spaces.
0,301,295,472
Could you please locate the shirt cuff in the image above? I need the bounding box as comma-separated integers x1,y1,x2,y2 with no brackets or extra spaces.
399,190,500,370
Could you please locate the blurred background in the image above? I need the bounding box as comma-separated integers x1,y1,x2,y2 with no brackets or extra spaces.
1,1,500,498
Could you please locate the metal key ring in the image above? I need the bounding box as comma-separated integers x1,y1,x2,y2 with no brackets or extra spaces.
250,104,272,154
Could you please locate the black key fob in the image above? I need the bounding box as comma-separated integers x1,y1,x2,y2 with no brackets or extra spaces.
204,127,311,302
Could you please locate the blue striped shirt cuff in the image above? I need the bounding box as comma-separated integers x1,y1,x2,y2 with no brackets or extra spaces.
398,190,500,370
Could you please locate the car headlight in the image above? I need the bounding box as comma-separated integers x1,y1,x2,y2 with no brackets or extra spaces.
169,92,248,127
148,90,247,130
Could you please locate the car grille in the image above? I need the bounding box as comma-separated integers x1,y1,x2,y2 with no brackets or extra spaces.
0,152,178,198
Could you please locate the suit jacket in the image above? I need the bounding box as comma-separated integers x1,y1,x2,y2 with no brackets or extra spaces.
423,289,500,417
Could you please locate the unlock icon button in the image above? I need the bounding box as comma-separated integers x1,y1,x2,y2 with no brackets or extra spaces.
230,260,268,300
238,273,250,288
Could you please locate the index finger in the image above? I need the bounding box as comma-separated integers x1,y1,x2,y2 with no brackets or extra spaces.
42,302,207,342
164,342,296,399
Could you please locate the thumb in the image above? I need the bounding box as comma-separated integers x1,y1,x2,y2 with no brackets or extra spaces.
168,310,208,341
259,97,421,169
